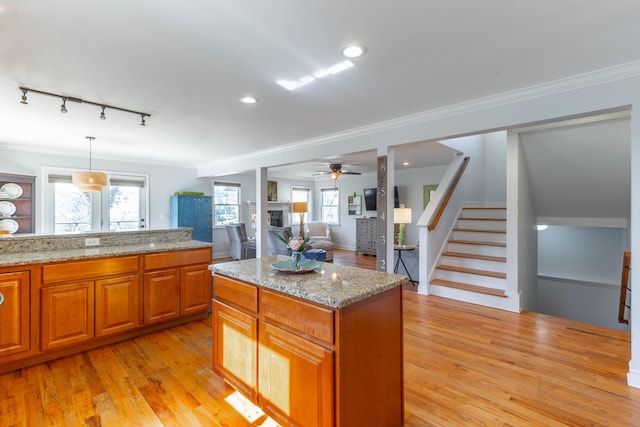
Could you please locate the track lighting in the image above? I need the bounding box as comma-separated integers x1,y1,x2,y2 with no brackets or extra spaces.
19,86,150,125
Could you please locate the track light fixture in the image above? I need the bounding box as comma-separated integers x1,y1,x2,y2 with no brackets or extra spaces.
19,86,150,125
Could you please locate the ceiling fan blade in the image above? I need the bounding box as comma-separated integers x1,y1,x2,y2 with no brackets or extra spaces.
342,171,362,175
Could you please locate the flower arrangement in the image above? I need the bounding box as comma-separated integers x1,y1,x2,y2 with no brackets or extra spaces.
277,235,307,253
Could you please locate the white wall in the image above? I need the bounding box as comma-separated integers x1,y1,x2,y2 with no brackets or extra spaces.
0,146,209,232
536,225,627,330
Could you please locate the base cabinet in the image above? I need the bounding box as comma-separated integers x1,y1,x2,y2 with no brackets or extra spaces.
0,271,31,358
259,321,334,427
144,269,181,324
41,281,95,351
213,274,403,427
95,274,140,337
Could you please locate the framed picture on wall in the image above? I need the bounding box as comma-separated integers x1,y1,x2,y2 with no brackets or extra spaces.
267,180,278,201
423,184,438,208
348,195,362,215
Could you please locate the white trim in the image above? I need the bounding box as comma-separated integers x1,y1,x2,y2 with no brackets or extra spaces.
536,216,628,228
537,275,619,290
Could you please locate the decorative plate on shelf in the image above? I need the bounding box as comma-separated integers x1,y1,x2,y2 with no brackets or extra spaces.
0,183,23,199
0,218,19,234
270,259,322,274
0,201,16,217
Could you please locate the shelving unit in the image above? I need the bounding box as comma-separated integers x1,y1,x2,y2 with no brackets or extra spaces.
0,173,36,234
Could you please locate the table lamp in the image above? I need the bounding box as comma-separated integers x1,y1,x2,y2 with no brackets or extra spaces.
292,201,308,239
394,204,412,246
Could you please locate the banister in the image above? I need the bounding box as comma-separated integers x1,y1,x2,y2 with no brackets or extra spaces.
428,156,470,231
618,251,631,324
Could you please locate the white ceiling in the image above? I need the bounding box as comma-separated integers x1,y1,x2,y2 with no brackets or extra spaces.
1,1,639,177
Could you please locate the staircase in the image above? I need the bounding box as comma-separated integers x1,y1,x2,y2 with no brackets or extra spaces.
430,207,510,309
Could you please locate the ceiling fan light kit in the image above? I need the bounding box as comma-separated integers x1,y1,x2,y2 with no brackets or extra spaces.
315,163,362,181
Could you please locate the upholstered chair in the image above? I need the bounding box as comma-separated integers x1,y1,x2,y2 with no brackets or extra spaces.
266,226,293,256
225,223,248,260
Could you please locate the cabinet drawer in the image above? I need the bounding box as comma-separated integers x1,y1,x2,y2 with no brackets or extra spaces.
42,256,139,285
144,247,211,271
261,289,334,344
213,275,258,314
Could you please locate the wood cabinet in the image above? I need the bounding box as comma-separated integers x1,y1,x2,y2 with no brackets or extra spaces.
356,217,377,256
0,271,31,357
40,256,139,350
143,247,212,324
212,274,403,427
41,281,95,351
0,173,36,234
0,246,212,375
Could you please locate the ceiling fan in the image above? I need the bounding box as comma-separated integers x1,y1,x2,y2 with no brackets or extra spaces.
314,163,362,180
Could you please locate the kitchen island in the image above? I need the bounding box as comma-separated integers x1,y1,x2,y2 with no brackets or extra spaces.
210,256,406,427
0,229,212,374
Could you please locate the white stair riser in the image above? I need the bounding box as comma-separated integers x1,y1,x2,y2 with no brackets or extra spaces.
435,269,506,289
461,208,507,219
461,209,506,220
440,256,506,273
447,242,506,258
428,285,518,311
452,230,506,243
457,219,506,231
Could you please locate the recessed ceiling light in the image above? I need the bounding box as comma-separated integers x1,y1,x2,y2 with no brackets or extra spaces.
341,44,367,59
240,96,259,104
402,162,409,166
537,225,548,231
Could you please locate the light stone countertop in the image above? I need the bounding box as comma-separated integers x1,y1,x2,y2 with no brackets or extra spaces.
210,256,407,309
0,240,212,267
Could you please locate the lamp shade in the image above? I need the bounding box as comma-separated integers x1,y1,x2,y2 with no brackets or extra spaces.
292,202,308,213
394,207,412,224
72,171,107,192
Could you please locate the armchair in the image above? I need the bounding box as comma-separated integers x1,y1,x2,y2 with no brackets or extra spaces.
266,226,293,256
306,221,334,261
226,224,255,260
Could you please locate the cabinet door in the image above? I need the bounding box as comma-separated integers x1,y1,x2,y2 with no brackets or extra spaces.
41,281,94,351
181,264,211,315
212,301,258,402
95,274,140,337
259,322,334,427
143,269,180,324
0,271,30,357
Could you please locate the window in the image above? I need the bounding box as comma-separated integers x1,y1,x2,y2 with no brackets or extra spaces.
214,181,241,226
44,169,148,234
320,187,339,224
291,186,310,224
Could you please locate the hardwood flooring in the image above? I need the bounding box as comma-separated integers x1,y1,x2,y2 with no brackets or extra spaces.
2,249,639,426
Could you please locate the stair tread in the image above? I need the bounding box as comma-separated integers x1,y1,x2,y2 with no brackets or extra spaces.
448,239,506,247
454,228,506,234
462,207,506,210
442,252,506,262
431,278,507,297
459,217,506,221
436,264,506,278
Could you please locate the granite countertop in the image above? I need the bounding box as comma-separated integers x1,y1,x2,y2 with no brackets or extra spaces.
210,256,407,309
0,240,212,267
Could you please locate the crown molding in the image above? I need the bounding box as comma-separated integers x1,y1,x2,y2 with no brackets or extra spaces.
198,60,640,175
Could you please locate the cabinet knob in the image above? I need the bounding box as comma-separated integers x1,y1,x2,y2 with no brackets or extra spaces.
0,292,4,307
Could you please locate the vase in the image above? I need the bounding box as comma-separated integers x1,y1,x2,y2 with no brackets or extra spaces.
291,250,303,270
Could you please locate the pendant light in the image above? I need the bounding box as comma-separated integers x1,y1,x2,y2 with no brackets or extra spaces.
72,136,107,192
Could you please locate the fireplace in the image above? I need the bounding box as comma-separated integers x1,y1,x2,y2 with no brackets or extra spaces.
268,210,283,227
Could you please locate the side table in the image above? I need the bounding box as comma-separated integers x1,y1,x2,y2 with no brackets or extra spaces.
394,245,416,286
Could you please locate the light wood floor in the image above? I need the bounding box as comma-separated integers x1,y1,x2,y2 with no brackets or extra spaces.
2,250,640,426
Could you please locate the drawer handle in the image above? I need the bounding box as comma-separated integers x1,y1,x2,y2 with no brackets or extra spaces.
0,292,4,307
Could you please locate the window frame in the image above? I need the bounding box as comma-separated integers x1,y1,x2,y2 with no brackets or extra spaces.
41,166,149,234
291,185,311,225
213,181,242,227
320,186,340,225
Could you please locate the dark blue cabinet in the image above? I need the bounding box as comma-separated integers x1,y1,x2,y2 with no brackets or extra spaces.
170,196,212,243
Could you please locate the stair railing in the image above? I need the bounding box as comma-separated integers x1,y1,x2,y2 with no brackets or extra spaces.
618,251,631,324
428,156,470,231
